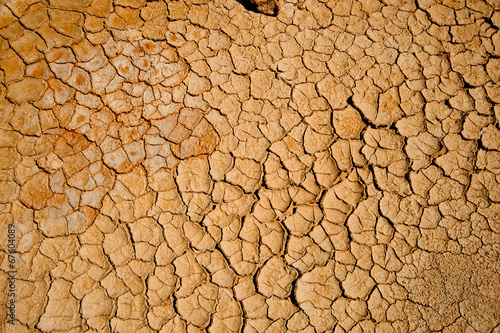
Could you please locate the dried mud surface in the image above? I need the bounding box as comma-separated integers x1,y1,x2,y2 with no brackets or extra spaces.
1,0,500,332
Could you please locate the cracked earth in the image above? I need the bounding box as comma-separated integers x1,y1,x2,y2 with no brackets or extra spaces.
1,0,500,332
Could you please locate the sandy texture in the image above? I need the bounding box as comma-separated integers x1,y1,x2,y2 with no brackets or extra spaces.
1,0,500,332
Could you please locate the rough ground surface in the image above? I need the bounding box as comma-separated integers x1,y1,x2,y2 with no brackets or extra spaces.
1,0,500,332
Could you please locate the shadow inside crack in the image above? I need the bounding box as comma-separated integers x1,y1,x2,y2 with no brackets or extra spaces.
235,0,279,16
